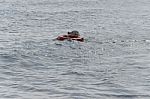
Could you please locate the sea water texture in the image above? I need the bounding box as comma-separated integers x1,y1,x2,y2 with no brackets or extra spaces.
0,0,150,99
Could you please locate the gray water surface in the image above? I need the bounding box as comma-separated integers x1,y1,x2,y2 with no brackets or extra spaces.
1,0,150,99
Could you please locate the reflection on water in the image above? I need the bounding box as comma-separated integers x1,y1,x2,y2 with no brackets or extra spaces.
0,0,150,99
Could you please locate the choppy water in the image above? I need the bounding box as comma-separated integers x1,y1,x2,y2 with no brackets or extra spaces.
1,0,150,99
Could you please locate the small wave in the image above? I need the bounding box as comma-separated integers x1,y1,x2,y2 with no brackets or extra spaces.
96,93,150,98
61,71,85,76
0,54,19,63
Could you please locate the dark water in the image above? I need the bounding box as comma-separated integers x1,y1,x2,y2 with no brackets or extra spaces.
1,0,150,99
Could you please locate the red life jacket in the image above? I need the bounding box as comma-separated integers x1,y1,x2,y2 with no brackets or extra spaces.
56,35,84,42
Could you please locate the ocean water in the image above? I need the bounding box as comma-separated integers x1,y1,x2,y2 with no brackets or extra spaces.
0,0,150,99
